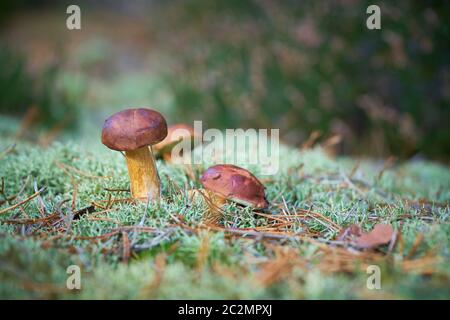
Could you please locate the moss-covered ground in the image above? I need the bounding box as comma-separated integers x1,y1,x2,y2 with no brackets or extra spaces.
0,122,448,299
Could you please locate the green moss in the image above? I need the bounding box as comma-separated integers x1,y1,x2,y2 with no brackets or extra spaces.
0,135,449,299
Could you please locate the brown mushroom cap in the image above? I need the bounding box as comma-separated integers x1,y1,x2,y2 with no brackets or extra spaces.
200,164,269,209
101,108,168,151
154,123,199,153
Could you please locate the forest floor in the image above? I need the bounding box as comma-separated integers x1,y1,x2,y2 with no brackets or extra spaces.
0,128,449,299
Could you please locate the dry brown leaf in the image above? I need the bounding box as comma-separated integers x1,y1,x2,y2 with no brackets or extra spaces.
355,224,394,249
337,223,394,250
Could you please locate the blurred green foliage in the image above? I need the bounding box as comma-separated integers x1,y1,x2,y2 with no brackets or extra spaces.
156,0,450,160
0,48,32,115
0,47,85,132
0,0,448,160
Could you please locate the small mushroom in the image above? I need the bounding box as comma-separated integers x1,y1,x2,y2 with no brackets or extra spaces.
199,164,269,222
101,108,167,201
154,124,200,162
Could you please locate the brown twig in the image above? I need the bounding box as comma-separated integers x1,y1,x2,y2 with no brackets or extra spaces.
2,213,59,225
33,181,47,216
407,233,424,259
301,130,322,150
71,177,78,212
377,156,397,181
122,231,131,264
0,143,16,160
0,187,46,215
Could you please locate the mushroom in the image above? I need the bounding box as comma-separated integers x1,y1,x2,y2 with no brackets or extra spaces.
154,124,200,162
199,164,269,222
101,108,167,201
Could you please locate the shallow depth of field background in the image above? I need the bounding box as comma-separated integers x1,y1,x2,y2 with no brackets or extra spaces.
0,0,449,161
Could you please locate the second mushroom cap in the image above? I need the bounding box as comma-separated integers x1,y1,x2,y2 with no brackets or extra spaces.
200,164,269,209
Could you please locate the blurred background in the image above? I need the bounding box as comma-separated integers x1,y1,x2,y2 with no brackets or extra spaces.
0,0,449,161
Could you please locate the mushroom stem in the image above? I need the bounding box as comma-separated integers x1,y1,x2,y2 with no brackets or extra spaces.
125,146,160,201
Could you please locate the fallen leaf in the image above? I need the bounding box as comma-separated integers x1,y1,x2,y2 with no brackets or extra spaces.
337,223,395,250
354,224,394,249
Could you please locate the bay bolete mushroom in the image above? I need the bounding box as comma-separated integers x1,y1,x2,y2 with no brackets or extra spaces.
199,164,269,221
101,108,167,201
154,124,200,162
